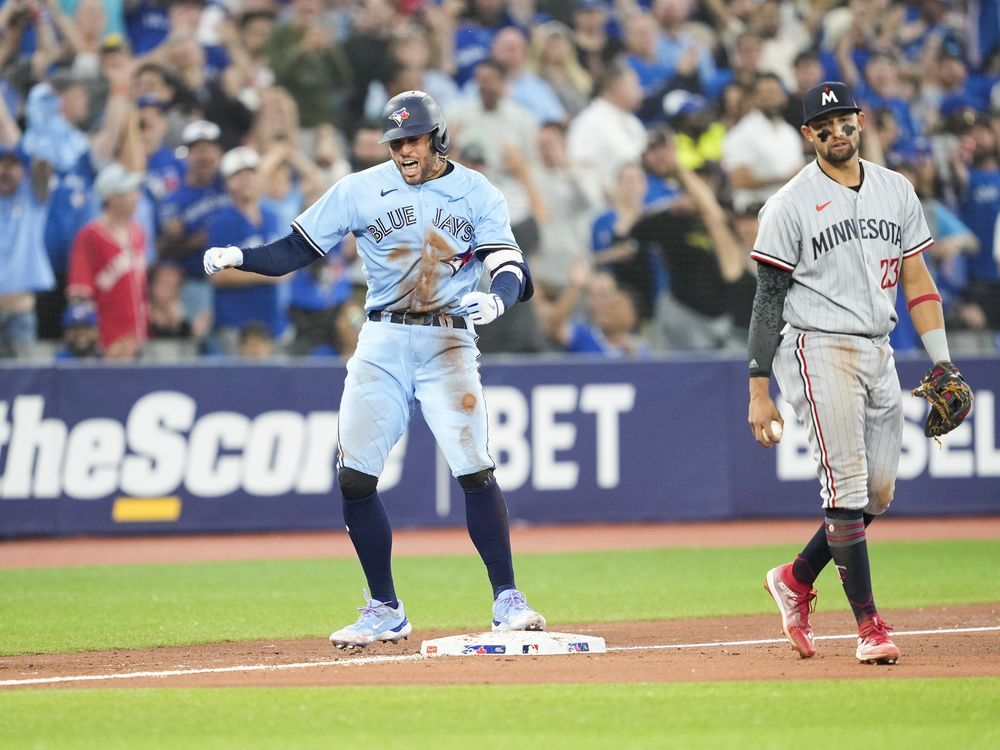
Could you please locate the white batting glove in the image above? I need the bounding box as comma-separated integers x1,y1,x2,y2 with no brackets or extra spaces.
203,245,244,276
460,292,505,325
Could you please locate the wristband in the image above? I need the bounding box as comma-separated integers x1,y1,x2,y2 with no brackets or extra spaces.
920,327,950,364
907,292,941,311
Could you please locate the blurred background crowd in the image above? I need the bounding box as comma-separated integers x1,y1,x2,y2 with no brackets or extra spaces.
1,0,999,362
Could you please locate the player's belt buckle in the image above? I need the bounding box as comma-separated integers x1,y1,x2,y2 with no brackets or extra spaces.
369,310,466,330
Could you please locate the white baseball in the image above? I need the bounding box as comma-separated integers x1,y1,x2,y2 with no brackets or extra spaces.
770,420,783,440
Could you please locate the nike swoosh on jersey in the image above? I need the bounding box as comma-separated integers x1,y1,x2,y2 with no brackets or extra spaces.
381,188,398,197
816,200,832,211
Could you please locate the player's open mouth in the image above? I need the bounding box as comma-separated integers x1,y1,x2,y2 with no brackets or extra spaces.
401,159,419,172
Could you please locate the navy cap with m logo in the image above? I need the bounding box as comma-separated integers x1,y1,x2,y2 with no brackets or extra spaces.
801,81,861,126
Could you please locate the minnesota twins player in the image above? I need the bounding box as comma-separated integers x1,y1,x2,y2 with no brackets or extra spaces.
203,91,546,648
748,82,959,664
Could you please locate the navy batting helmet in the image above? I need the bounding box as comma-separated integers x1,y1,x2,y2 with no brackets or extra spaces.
378,90,450,154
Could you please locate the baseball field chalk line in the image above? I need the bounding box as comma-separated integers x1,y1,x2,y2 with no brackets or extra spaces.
2,625,998,688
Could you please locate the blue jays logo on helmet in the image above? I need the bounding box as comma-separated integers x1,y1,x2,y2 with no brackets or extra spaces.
389,108,410,127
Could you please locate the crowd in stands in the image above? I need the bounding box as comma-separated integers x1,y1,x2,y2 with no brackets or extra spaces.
1,0,999,362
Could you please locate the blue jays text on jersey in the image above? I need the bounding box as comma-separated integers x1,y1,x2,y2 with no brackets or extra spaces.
292,159,522,314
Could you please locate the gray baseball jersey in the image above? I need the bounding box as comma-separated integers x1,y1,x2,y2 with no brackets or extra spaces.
751,159,932,336
752,159,933,512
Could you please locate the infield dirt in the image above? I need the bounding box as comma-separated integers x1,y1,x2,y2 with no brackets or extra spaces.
2,518,998,689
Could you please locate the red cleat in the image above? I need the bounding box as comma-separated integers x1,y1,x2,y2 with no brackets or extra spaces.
856,615,900,664
764,564,818,658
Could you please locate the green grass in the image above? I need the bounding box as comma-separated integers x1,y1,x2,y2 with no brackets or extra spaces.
1,540,998,655
2,680,998,749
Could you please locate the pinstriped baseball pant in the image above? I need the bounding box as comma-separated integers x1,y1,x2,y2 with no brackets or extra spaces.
774,329,902,514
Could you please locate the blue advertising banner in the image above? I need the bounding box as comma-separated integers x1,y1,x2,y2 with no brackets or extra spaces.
1,355,998,537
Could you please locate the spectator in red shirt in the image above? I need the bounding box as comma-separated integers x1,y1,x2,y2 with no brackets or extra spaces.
67,163,149,360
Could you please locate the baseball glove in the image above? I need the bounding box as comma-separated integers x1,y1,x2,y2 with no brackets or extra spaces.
911,361,973,438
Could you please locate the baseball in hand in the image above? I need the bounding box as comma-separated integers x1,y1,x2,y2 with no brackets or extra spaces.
770,420,783,440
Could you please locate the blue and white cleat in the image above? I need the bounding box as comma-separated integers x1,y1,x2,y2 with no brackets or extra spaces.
330,590,412,649
491,589,546,632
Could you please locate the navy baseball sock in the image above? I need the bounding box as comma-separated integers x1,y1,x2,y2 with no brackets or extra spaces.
464,477,516,599
342,491,398,608
824,508,878,623
792,513,875,586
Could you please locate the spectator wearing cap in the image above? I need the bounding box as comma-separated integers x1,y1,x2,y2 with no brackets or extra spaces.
661,90,725,174
640,125,683,212
627,150,743,352
721,72,804,213
205,146,289,355
55,299,101,359
158,119,229,337
66,162,149,360
0,109,56,358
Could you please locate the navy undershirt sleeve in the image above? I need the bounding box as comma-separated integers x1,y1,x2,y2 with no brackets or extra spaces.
238,229,322,276
490,271,521,310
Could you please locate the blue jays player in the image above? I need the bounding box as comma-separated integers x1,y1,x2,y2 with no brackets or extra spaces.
204,91,546,648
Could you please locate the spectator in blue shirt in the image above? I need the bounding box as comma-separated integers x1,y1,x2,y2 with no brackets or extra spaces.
205,146,287,354
453,0,520,86
158,119,229,337
54,299,101,359
0,143,55,358
540,262,649,358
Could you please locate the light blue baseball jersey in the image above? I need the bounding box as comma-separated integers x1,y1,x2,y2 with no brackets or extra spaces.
292,160,520,314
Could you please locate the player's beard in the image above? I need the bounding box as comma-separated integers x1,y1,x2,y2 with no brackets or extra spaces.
397,152,446,184
822,137,858,164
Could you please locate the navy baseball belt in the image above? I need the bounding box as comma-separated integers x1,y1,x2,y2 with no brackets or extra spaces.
367,310,468,330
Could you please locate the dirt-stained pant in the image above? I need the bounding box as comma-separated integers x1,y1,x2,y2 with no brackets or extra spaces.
337,317,493,479
774,329,902,514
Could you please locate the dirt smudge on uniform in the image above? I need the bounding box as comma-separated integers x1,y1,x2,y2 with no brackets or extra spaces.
460,393,477,414
412,230,453,312
388,245,410,263
458,426,476,464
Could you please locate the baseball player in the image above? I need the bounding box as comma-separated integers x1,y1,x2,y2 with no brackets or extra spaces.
203,91,545,648
748,82,962,664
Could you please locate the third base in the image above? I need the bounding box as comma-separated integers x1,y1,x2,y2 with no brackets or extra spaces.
421,631,606,657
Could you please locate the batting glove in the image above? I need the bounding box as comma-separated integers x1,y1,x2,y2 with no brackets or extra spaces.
460,292,505,325
203,245,244,276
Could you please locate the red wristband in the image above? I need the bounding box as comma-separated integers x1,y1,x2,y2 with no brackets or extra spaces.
907,293,942,311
